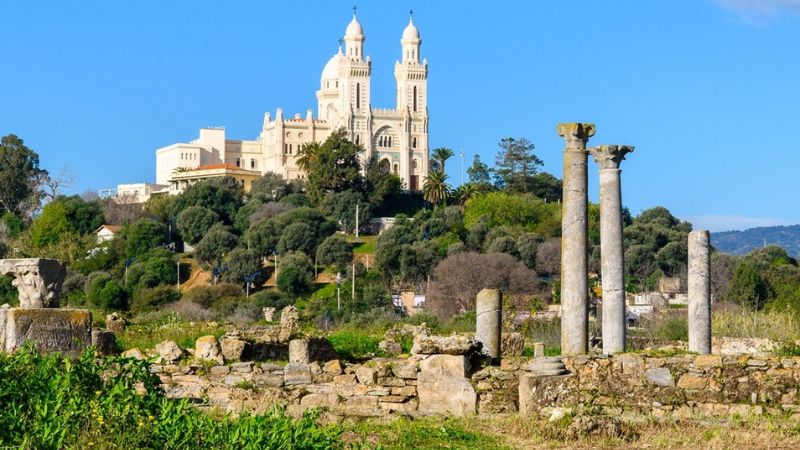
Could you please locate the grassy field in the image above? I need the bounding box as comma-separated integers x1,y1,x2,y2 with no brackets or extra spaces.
344,414,800,449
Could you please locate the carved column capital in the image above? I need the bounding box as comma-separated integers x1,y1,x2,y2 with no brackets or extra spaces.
589,144,634,170
557,123,596,150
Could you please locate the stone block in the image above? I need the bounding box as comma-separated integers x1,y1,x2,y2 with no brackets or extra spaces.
210,365,231,376
644,368,674,387
420,355,469,377
379,339,402,356
391,361,418,379
301,393,340,408
677,374,707,390
334,374,357,384
392,386,416,396
417,371,476,417
501,332,525,357
155,340,183,363
262,307,277,322
121,348,145,360
355,366,377,385
323,359,342,374
91,328,116,356
220,336,248,362
105,313,126,334
289,339,310,364
252,373,284,387
411,334,480,355
195,335,224,364
1,307,91,357
694,355,722,368
231,362,254,373
284,363,312,385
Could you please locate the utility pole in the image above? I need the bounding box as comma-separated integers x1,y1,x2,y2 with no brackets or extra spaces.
336,272,342,311
355,202,360,242
351,262,356,300
176,257,180,288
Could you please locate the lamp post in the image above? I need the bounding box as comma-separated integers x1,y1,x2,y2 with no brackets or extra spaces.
335,272,343,311
244,271,259,298
124,258,134,285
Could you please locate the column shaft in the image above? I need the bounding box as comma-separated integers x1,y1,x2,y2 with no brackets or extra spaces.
688,230,711,354
475,288,502,362
599,168,626,354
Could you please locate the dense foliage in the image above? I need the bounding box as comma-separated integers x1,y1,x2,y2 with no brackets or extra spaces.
0,347,343,449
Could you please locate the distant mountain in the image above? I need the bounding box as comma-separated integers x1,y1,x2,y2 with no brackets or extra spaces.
711,225,800,257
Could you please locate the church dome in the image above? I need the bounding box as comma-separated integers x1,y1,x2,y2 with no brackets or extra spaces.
345,15,363,37
402,18,419,40
320,48,343,81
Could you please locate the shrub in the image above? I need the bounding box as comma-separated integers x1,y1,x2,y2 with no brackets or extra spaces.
194,223,238,266
130,285,181,314
176,205,220,245
277,266,312,296
86,273,127,311
0,347,344,448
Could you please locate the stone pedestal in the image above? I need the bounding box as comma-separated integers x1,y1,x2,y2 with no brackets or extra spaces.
589,144,634,354
557,123,596,355
0,307,91,358
688,230,711,354
475,288,502,362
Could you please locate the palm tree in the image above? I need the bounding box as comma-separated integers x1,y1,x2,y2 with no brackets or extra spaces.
431,147,455,173
454,182,478,208
422,170,450,206
295,142,320,173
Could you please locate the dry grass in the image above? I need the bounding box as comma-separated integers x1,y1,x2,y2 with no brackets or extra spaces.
346,414,800,449
712,305,800,343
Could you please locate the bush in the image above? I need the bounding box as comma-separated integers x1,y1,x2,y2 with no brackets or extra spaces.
176,205,220,245
277,266,312,296
184,284,243,310
130,285,181,314
86,273,127,311
194,224,238,266
0,347,344,448
251,290,293,311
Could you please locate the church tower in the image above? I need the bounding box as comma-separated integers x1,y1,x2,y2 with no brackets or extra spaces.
340,9,372,149
394,14,429,189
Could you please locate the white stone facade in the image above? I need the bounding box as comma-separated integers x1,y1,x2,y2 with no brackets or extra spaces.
155,13,429,190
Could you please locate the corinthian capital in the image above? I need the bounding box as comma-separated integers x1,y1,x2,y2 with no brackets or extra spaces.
589,144,634,170
557,123,596,150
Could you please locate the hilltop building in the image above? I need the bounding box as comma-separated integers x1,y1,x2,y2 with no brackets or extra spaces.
155,12,430,194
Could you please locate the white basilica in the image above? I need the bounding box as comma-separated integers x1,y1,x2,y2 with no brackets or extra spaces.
156,12,430,193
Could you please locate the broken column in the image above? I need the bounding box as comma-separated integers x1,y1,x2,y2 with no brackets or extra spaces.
589,144,634,354
475,288,502,362
0,258,66,307
688,230,711,354
557,122,596,355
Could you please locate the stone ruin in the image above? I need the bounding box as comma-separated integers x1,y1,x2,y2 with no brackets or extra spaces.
0,258,91,357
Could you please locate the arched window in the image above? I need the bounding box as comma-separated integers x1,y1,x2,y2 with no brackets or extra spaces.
356,83,361,109
379,159,390,174
413,86,417,112
393,164,399,174
412,137,417,149
412,159,418,174
355,135,360,145
388,136,392,147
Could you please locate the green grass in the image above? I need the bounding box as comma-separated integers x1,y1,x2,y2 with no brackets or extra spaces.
116,319,225,351
327,329,382,361
348,417,511,450
351,235,377,254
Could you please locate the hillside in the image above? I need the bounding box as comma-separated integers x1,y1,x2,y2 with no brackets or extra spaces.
711,224,800,257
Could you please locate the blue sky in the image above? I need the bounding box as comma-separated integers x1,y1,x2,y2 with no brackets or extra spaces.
2,0,799,231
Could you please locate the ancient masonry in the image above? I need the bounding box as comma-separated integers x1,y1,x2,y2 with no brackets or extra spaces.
0,258,91,357
559,123,711,355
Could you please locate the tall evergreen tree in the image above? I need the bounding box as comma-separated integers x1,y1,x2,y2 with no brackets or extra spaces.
493,137,542,193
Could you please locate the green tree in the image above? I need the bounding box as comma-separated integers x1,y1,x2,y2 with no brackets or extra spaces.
364,155,403,206
0,134,47,216
298,129,363,202
29,201,71,248
321,190,370,234
517,232,543,270
316,234,353,273
529,172,562,202
130,285,180,314
493,137,542,193
277,251,314,295
467,154,493,187
170,177,244,225
245,219,280,256
125,218,168,259
59,195,105,235
431,147,455,173
278,222,316,255
126,248,177,292
194,223,238,266
725,260,770,310
222,248,263,286
86,272,127,311
176,206,220,245
422,170,450,206
249,172,292,203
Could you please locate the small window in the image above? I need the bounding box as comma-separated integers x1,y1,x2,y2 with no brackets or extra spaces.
412,137,417,149
251,159,256,169
235,158,240,167
413,86,417,112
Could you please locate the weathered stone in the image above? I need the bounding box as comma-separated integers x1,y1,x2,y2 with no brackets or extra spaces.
694,355,722,368
589,144,633,354
557,123,595,355
355,366,377,385
747,358,768,367
231,361,254,373
533,342,545,358
1,308,91,357
417,371,476,416
339,395,381,417
475,288,502,361
334,374,357,384
289,339,310,364
323,359,343,374
210,365,231,376
91,328,116,356
380,395,408,403
645,367,674,387
195,335,224,364
410,334,479,355
526,357,569,376
677,373,707,390
280,305,300,334
688,230,711,354
105,313,126,334
284,363,312,385
0,259,66,308
391,361,418,379
252,373,283,387
220,336,248,362
122,348,145,360
155,340,183,363
420,355,469,378
262,307,277,322
501,332,524,357
224,375,245,386
392,385,416,396
378,339,402,356
301,393,340,408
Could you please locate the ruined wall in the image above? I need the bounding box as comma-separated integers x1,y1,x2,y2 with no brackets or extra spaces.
520,353,800,419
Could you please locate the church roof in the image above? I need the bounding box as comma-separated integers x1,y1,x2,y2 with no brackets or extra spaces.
345,15,363,37
321,47,344,81
402,17,420,40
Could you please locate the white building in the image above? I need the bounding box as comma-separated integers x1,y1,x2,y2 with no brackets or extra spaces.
155,12,430,191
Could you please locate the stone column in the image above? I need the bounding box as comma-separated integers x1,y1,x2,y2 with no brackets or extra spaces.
688,230,711,354
475,288,502,362
557,123,595,355
589,145,634,355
